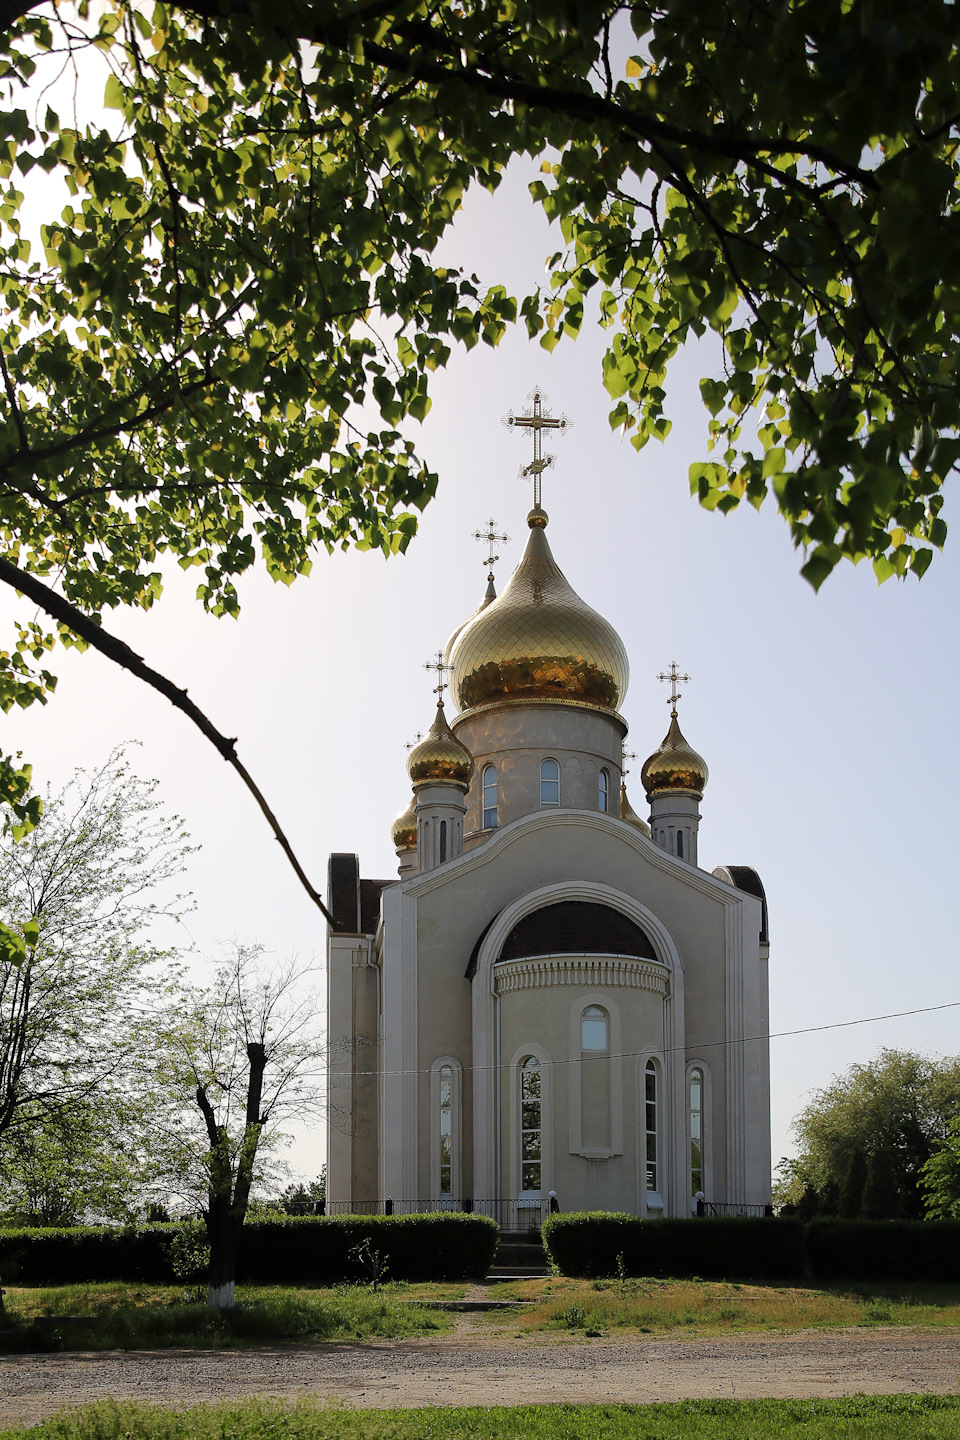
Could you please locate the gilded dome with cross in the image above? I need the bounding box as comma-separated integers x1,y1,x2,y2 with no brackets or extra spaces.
449,507,630,714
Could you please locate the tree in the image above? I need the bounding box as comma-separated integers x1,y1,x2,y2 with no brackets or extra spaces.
0,750,189,1199
788,1049,960,1220
838,1148,868,1220
161,945,323,1310
0,2,958,931
921,1117,960,1221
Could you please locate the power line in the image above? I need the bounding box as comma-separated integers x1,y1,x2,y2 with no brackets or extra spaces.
321,998,960,1080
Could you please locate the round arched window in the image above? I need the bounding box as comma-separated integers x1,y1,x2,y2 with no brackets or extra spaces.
581,1005,608,1052
540,758,560,808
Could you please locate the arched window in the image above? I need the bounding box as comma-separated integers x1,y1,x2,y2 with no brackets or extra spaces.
689,1067,703,1197
520,1056,542,1193
439,1065,454,1195
599,768,609,813
540,758,560,808
581,1005,608,1052
676,829,684,859
482,764,498,829
645,1060,658,1194
439,819,447,863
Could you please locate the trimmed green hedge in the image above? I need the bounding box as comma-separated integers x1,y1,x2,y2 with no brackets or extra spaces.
0,1213,499,1287
806,1219,960,1282
541,1214,960,1283
541,1213,805,1281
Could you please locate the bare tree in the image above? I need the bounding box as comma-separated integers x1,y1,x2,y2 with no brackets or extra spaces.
164,946,324,1310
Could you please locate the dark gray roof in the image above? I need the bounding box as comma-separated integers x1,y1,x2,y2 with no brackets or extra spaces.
327,853,392,935
466,899,656,978
712,865,769,944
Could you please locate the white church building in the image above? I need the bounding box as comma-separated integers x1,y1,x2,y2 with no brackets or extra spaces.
326,398,771,1222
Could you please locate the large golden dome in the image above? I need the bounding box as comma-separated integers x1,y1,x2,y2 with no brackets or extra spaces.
641,711,708,798
444,574,496,667
407,701,475,788
449,508,629,713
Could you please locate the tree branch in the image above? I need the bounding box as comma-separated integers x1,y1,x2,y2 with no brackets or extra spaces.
0,556,336,927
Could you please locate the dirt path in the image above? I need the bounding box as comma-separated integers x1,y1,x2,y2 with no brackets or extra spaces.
2,1329,959,1427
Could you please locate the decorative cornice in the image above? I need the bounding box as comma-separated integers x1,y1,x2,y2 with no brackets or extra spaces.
405,808,746,907
494,953,670,996
453,697,628,733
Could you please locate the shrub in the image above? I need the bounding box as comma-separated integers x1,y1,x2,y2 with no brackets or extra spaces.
542,1214,805,1281
806,1219,960,1282
0,1214,498,1287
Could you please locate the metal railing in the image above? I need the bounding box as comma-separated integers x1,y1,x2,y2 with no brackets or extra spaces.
698,1201,774,1218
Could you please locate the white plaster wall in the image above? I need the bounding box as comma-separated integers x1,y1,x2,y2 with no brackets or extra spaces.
453,702,626,835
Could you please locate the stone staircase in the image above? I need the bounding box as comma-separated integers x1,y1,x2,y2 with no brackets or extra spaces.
487,1232,551,1279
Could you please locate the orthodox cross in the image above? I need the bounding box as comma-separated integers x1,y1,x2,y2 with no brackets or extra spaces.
405,732,423,752
504,387,570,508
424,650,453,702
657,662,691,713
473,517,510,577
621,743,637,777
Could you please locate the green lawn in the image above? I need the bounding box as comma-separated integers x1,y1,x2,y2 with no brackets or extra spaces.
0,1283,447,1351
3,1396,960,1440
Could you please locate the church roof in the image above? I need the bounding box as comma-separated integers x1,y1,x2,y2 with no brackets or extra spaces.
712,865,769,943
449,507,629,714
465,900,657,977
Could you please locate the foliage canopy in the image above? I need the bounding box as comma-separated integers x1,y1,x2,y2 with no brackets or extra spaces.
0,0,959,939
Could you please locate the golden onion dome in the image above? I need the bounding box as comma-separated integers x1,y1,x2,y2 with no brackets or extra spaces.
391,794,417,851
444,574,497,667
620,780,651,836
449,507,629,713
406,701,475,789
641,710,709,799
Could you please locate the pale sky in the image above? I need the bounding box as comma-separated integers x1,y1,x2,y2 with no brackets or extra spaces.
3,71,959,1193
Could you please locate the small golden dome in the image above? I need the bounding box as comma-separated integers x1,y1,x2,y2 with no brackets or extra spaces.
449,509,629,713
406,701,475,788
641,711,709,799
620,780,651,836
444,573,497,667
391,794,417,851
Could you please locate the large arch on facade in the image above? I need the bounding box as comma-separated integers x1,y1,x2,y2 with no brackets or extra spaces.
470,879,686,1206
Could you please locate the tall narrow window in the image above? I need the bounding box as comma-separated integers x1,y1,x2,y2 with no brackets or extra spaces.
439,819,447,863
482,764,498,829
439,1066,454,1195
645,1060,658,1194
599,768,609,813
690,1067,703,1196
540,758,560,808
581,1005,608,1052
676,829,684,859
520,1056,542,1193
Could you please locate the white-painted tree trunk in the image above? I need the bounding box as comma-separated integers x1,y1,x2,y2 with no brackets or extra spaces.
207,1280,235,1310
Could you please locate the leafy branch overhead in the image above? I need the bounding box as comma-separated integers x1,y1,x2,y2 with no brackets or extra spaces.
0,0,955,902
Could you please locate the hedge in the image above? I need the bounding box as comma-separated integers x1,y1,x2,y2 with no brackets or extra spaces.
0,1213,499,1287
541,1214,960,1283
806,1219,960,1282
541,1213,805,1281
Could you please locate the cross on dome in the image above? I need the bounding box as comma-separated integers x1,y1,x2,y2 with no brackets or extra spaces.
472,517,510,579
657,661,691,715
503,386,571,509
424,650,453,702
621,743,637,777
405,732,424,751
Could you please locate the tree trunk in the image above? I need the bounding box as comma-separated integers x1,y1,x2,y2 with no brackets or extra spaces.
194,1041,267,1310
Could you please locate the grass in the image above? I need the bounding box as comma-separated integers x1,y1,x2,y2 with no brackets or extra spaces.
481,1275,960,1338
0,1282,448,1352
4,1274,960,1351
3,1396,960,1440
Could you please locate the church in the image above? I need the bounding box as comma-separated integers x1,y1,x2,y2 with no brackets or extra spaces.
326,393,771,1223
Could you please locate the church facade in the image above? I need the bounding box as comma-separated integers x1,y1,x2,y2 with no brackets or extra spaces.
326,420,771,1221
